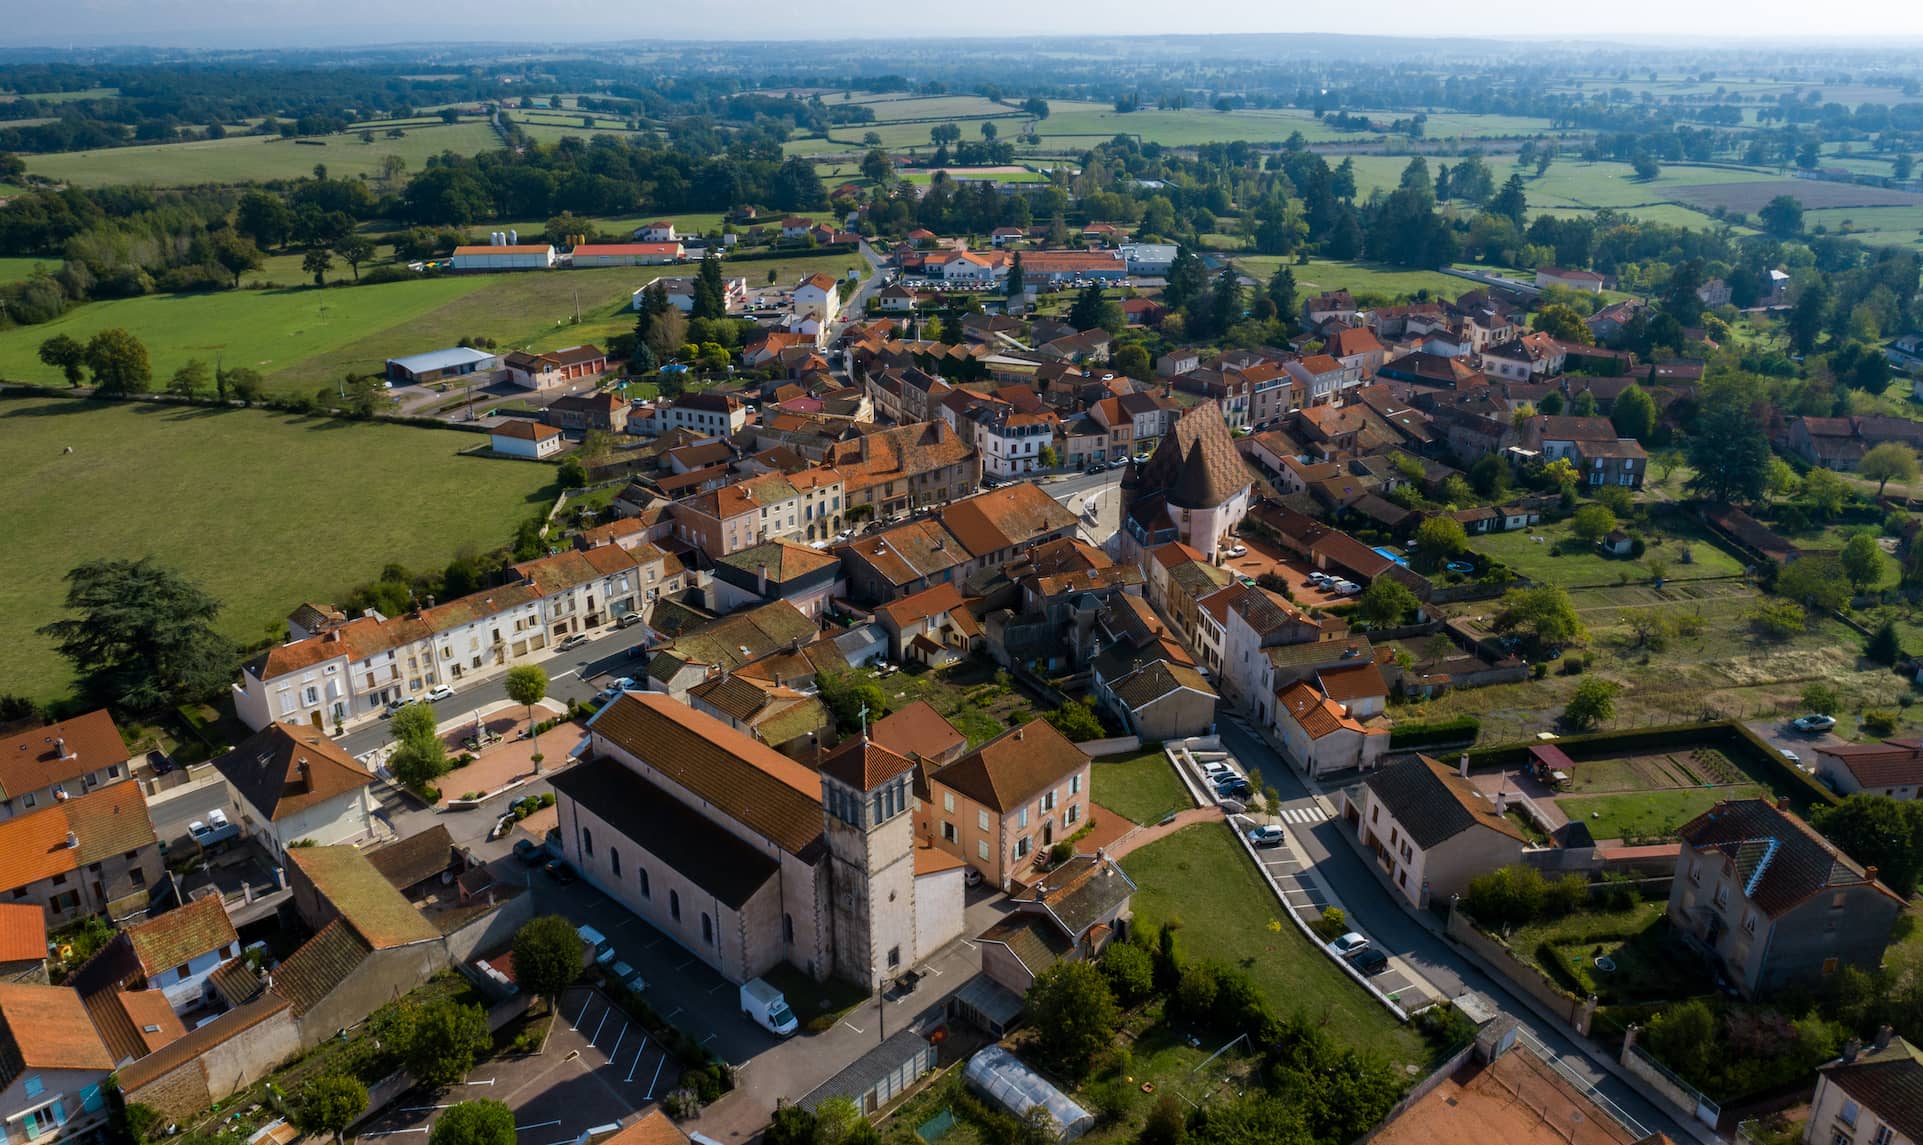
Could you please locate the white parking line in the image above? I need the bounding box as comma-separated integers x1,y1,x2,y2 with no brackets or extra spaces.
360,1130,430,1138
645,1054,667,1099
572,996,592,1030
842,1019,865,1034
590,1006,612,1047
606,1022,628,1064
515,1122,562,1132
624,1036,650,1083
402,1106,454,1112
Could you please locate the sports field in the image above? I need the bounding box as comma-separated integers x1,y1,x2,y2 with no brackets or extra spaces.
24,119,502,187
0,394,554,703
1232,255,1465,300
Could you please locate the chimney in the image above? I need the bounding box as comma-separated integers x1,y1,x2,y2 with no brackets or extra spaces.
1776,795,1791,811
54,737,70,760
757,562,769,597
1843,1036,1863,1063
1014,727,1023,740
64,831,78,849
296,759,311,791
1865,865,1879,882
1494,790,1508,815
1460,753,1470,778
1873,1024,1894,1052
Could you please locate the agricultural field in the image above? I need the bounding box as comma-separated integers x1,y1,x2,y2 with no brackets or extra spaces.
1395,578,1900,744
1669,177,1923,214
1553,749,1771,841
1802,205,1923,247
0,394,554,703
24,119,501,187
898,166,1048,185
1232,255,1465,300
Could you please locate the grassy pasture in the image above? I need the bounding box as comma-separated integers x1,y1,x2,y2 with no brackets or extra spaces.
0,395,553,702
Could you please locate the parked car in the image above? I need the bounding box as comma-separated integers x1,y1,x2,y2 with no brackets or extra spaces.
609,960,647,993
1215,777,1253,799
1225,544,1248,558
1792,714,1836,733
513,838,546,866
1780,748,1802,766
602,676,637,698
189,810,238,848
544,859,577,885
1248,824,1286,848
616,613,645,629
1085,461,1108,475
423,684,455,703
383,696,419,716
1202,761,1233,782
1350,948,1391,977
557,633,591,653
964,867,983,888
1327,932,1370,959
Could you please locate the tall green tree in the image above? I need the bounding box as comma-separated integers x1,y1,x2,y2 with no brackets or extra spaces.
1164,245,1205,311
1005,251,1024,299
337,235,375,282
505,665,550,772
1610,384,1657,441
292,1077,368,1145
428,1102,515,1145
1859,441,1919,496
511,915,584,1014
1068,283,1118,333
1685,388,1771,502
303,247,333,287
1355,578,1418,628
212,231,265,288
37,334,87,387
407,1001,491,1088
1812,795,1923,896
84,328,152,396
692,252,727,320
39,557,238,712
167,359,211,399
1208,268,1243,339
1266,265,1297,331
1839,533,1886,592
1489,174,1527,227
1026,961,1118,1080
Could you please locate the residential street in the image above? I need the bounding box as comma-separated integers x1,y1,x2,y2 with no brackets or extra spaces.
1210,711,1690,1143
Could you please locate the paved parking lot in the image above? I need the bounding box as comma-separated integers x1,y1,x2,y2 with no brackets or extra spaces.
1232,810,1441,1011
355,987,672,1145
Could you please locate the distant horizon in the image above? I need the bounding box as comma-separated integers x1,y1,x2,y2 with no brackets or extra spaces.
5,1,1923,52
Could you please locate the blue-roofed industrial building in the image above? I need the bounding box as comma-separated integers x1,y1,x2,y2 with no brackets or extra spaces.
385,347,502,386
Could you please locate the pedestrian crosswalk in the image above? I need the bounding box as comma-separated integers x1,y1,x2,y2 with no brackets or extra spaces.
1278,805,1327,825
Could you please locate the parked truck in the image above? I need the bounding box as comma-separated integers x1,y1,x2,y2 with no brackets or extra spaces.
188,809,239,848
739,977,799,1037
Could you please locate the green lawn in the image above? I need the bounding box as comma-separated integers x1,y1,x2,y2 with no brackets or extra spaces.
1469,517,1748,586
1124,824,1425,1066
1555,784,1767,843
0,395,554,703
0,257,58,285
1091,747,1189,824
25,120,502,186
1507,900,1708,1006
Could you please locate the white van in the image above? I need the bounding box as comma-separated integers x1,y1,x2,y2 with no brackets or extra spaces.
739,977,799,1037
576,925,616,967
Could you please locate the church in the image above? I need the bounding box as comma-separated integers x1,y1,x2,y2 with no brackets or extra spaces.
1119,402,1254,564
550,691,966,988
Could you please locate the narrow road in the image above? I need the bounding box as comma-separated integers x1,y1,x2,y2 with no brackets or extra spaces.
1209,710,1692,1142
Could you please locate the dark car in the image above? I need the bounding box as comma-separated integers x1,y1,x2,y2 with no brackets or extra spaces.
513,838,545,866
544,859,577,885
1350,948,1391,977
1084,461,1108,475
1215,777,1253,799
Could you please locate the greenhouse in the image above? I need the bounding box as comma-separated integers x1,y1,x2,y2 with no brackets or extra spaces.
962,1045,1094,1142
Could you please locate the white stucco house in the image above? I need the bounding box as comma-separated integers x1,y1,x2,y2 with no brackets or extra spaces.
212,723,378,860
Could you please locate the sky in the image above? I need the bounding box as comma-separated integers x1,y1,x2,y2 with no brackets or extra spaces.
6,0,1923,47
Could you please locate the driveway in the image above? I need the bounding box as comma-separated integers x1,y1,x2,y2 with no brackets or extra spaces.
1744,718,1843,775
518,861,1014,1145
1209,709,1690,1142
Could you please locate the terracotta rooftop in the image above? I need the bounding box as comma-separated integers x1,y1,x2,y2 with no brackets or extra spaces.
0,781,155,892
818,737,917,792
870,701,967,763
590,692,824,857
931,720,1088,814
124,895,237,978
0,905,44,965
0,982,113,1082
0,709,129,799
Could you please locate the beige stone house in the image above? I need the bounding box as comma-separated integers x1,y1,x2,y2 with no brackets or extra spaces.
1345,755,1525,908
917,721,1092,890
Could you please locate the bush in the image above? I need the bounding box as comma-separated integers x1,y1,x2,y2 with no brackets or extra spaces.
1389,716,1480,749
1048,841,1075,866
1100,940,1155,1005
1310,906,1347,941
1862,708,1900,736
